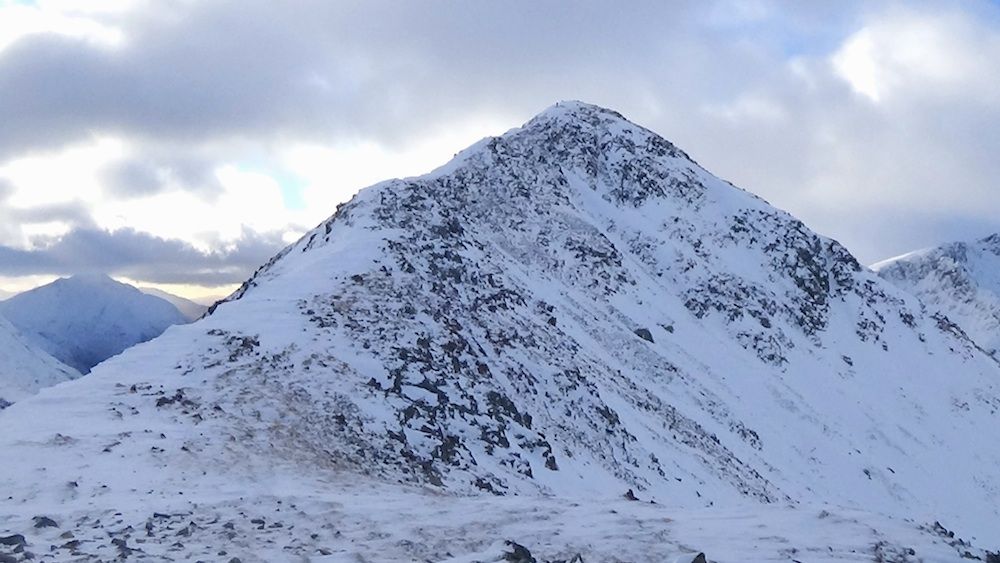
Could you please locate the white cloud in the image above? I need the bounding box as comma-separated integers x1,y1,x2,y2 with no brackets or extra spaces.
702,95,788,122
284,118,509,228
0,1,126,53
0,136,297,252
832,29,883,101
0,137,124,206
0,122,513,261
93,165,301,251
1,0,1000,290
0,137,123,246
832,9,1000,105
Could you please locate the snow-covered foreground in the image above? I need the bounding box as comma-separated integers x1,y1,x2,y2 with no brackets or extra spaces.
0,479,988,562
2,322,992,562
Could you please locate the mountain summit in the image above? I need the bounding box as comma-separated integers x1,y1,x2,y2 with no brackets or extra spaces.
0,274,189,373
874,232,1000,359
1,102,998,560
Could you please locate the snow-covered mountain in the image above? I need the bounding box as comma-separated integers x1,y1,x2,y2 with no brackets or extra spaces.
874,233,1000,359
0,274,189,373
139,286,209,321
0,313,79,408
1,102,998,561
0,288,14,301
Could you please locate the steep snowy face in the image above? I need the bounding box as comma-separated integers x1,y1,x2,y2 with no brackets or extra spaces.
874,233,1000,358
2,102,1000,548
0,274,189,373
196,103,1000,534
0,313,78,407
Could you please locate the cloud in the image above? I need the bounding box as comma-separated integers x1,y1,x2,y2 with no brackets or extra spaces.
832,8,1000,105
0,226,286,285
100,158,163,198
0,134,300,252
2,1,862,155
0,136,123,213
7,201,95,227
0,0,125,54
100,154,224,199
0,0,997,279
613,2,1000,263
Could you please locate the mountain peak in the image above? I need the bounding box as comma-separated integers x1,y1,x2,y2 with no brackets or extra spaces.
205,104,1000,544
530,100,629,123
4,103,1000,556
980,232,1000,249
508,100,700,174
417,100,701,213
0,273,190,373
877,231,1000,359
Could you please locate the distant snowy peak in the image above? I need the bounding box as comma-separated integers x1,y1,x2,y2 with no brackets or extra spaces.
140,287,209,321
0,274,190,373
0,314,78,407
874,232,1000,358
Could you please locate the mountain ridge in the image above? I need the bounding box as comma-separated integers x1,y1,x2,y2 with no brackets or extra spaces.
208,101,999,513
139,286,209,321
0,313,79,407
1,102,998,560
874,232,1000,359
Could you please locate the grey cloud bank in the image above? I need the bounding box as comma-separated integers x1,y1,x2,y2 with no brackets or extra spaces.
0,227,285,286
0,0,998,286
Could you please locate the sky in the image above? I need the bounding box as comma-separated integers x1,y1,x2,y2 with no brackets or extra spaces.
0,0,999,300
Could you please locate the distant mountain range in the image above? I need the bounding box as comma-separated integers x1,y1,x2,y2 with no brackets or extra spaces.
139,287,209,321
874,233,1000,360
0,274,190,374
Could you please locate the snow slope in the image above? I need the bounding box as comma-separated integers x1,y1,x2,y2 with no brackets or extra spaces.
874,233,1000,359
0,274,189,373
0,313,79,407
1,102,998,560
139,287,209,321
